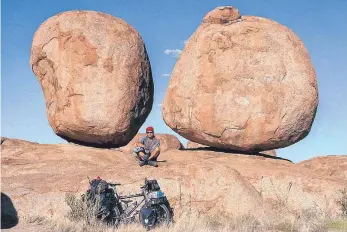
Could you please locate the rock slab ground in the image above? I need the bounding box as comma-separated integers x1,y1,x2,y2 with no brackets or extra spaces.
2,137,345,230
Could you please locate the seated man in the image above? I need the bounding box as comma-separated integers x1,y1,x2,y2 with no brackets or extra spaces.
133,126,160,167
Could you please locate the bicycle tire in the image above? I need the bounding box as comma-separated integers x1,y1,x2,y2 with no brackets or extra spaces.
139,203,172,229
108,206,121,227
155,203,172,227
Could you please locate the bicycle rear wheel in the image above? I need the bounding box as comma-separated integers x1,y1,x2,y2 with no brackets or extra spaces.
107,206,121,227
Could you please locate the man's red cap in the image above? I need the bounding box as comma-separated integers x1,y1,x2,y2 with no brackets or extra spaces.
146,126,154,132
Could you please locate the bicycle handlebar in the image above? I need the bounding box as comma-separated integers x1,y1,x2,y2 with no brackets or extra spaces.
109,183,121,187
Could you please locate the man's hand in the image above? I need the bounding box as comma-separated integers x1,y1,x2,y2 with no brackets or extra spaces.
149,146,160,160
143,153,150,161
134,142,145,148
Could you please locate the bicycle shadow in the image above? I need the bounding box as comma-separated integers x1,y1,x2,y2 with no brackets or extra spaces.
1,192,19,229
183,147,293,163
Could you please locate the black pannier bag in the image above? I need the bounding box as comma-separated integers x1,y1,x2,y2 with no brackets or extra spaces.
147,180,160,191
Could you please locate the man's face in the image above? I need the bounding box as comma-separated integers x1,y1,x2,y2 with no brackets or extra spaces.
146,131,154,139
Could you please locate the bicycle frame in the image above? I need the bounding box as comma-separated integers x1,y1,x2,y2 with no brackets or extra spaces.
119,193,145,219
108,186,147,220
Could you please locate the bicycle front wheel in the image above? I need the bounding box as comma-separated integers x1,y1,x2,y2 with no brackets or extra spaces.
155,204,172,227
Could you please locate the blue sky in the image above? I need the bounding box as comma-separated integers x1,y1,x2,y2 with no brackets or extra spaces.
2,0,346,162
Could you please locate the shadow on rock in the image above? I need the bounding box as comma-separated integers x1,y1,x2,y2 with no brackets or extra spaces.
184,147,293,163
1,192,18,229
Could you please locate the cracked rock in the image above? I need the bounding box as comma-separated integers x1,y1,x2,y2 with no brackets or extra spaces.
162,6,318,152
30,11,153,148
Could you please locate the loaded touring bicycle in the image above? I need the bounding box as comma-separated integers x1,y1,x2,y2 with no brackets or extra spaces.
82,177,173,229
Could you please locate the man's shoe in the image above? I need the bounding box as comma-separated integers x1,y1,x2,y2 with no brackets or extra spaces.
148,161,158,167
139,161,146,167
133,152,140,161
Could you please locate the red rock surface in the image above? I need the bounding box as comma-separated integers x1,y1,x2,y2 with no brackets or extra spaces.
163,6,318,152
120,133,183,153
2,138,345,224
30,11,153,148
298,155,347,181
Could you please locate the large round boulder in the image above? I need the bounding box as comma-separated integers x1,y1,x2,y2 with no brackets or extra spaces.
163,6,318,152
30,11,154,147
121,133,183,152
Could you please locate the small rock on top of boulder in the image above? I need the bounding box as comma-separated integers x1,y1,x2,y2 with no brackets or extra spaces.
186,141,207,149
30,11,154,148
162,6,318,152
260,150,277,157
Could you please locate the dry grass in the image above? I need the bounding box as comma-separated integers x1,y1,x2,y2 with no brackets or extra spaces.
65,193,89,221
22,211,339,232
327,219,347,231
16,192,347,232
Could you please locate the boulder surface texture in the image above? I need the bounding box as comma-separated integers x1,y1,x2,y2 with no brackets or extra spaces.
162,6,318,152
30,10,154,147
